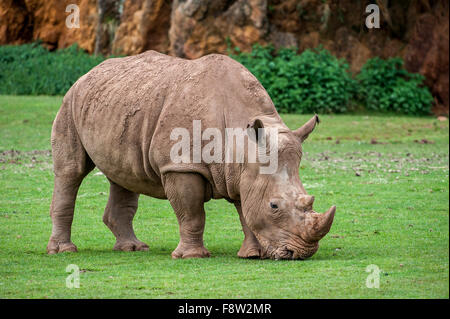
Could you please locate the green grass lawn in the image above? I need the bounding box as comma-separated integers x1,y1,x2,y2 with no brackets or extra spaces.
0,95,448,298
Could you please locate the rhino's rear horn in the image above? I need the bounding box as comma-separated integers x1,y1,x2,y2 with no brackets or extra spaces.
299,195,315,209
305,195,314,208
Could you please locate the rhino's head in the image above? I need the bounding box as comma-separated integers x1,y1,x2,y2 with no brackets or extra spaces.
240,115,336,260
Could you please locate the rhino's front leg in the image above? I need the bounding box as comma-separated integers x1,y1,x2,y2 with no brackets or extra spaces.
234,202,262,258
163,172,210,259
103,181,149,251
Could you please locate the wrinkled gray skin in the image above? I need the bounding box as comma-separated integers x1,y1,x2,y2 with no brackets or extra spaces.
47,51,336,260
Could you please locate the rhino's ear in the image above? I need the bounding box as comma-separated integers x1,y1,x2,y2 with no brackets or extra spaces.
247,118,264,141
293,114,320,142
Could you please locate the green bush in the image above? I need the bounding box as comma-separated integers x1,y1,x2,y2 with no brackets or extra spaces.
0,42,107,95
356,57,433,115
0,43,434,116
230,44,358,113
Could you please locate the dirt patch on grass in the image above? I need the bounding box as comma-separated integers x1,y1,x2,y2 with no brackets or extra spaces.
0,149,52,171
305,150,449,177
0,149,51,164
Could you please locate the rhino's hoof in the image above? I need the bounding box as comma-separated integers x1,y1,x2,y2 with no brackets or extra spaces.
171,246,211,259
113,240,149,252
47,240,78,254
237,246,261,259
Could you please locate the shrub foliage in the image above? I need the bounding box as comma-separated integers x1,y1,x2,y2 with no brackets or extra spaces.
0,42,107,96
230,45,357,114
356,57,433,115
0,43,434,115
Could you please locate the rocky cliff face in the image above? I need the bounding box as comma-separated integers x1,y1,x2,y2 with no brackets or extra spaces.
0,0,97,51
0,0,448,113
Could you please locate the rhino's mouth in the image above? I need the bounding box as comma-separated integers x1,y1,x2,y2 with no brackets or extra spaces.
274,248,297,260
273,246,314,260
256,234,317,260
255,238,295,260
262,245,304,260
272,245,317,260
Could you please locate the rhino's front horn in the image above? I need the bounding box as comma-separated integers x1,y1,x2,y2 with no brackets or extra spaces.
308,206,336,242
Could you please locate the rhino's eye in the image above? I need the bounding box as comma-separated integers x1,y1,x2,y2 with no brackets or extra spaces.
270,202,278,209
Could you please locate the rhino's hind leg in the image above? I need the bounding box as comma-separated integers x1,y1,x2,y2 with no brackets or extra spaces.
48,102,94,254
47,175,87,254
103,181,149,251
234,202,262,258
163,172,210,259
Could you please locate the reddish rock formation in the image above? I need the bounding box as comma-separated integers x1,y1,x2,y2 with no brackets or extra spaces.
0,0,33,45
169,0,269,58
112,0,171,55
0,0,448,113
63,0,98,53
0,0,97,51
403,1,449,115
